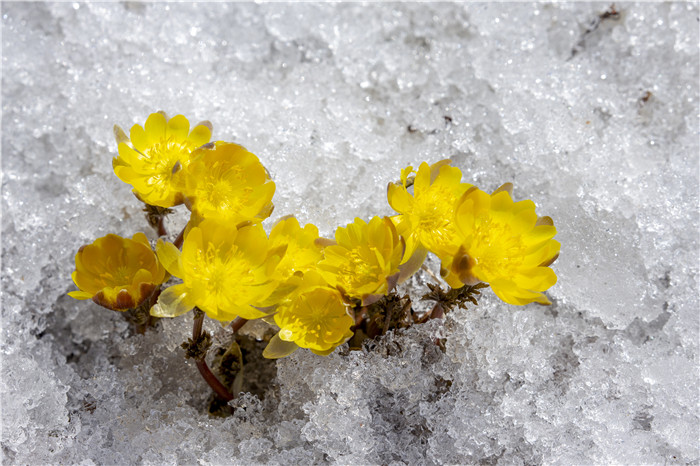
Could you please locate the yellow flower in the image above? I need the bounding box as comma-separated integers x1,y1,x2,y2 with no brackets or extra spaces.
68,233,167,311
318,216,404,305
256,216,323,307
152,219,287,322
263,271,354,359
387,160,472,278
181,142,275,224
440,185,560,305
113,112,212,208
269,216,323,281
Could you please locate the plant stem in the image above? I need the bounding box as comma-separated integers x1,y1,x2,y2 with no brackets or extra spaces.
382,301,393,335
354,305,367,327
192,310,204,339
173,225,186,249
157,216,167,237
192,311,234,402
144,204,172,236
128,287,161,334
196,361,233,402
230,317,248,334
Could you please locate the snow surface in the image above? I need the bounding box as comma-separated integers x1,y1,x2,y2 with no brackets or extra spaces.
2,2,698,464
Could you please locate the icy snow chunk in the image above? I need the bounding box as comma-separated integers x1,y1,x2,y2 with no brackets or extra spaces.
551,203,658,327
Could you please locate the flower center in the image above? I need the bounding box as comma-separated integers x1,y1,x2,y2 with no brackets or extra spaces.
471,215,526,279
99,265,132,287
143,137,192,194
194,164,253,217
191,243,261,311
337,249,383,292
412,185,458,247
280,289,349,347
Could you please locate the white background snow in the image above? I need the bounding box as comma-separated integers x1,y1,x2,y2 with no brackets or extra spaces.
2,2,698,464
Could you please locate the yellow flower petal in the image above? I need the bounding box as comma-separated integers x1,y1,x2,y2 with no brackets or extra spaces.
263,333,300,359
166,114,190,141
155,239,183,278
72,264,100,293
151,284,194,317
490,279,551,305
144,112,167,145
311,346,342,356
234,222,271,267
189,122,212,147
131,232,151,248
129,124,148,152
67,290,94,300
413,161,431,193
387,182,413,213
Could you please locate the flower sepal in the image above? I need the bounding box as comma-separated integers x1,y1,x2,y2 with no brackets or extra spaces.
397,245,428,284
150,283,195,318
92,281,159,312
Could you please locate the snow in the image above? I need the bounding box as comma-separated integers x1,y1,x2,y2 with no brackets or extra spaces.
2,2,698,464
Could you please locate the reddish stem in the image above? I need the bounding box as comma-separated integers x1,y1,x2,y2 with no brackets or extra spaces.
157,216,167,237
195,361,233,402
192,311,234,402
192,311,204,339
230,317,248,334
354,306,367,327
135,322,147,335
173,225,186,249
428,303,445,347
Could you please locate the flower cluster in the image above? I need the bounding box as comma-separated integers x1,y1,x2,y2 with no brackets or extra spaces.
388,162,560,306
69,111,559,400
